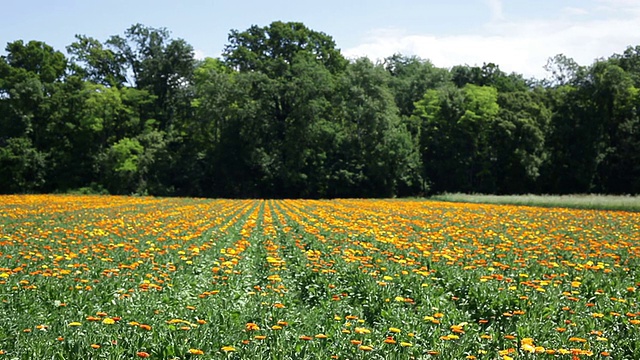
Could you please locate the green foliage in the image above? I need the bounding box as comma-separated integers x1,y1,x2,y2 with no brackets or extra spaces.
0,137,47,193
1,22,640,197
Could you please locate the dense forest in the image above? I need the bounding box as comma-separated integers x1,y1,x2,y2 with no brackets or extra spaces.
1,22,639,198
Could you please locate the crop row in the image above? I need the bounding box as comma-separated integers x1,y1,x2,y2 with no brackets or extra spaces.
0,195,638,359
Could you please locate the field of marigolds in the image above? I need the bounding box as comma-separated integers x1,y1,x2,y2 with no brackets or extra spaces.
0,195,639,359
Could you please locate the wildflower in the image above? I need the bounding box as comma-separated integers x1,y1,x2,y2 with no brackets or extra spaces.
245,322,260,331
569,337,587,343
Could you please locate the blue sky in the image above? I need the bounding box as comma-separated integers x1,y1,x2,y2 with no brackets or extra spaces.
2,0,639,78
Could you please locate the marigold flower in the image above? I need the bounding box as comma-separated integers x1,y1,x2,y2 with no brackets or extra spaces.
68,322,82,327
188,348,204,355
388,327,401,333
90,344,100,349
299,335,313,341
569,337,587,343
136,351,150,358
358,345,373,351
384,337,396,344
221,346,235,352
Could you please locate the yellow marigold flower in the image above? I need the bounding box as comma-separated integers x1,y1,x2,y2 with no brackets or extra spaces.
400,342,412,347
388,327,401,333
102,318,115,325
188,348,204,355
271,325,282,330
315,334,328,339
358,345,373,351
68,322,82,327
354,327,370,334
221,346,235,352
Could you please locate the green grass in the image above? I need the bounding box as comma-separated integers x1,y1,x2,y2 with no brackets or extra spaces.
430,193,640,212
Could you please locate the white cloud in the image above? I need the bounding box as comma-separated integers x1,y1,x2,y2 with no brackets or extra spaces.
485,0,505,21
193,49,206,60
343,2,640,79
562,7,589,16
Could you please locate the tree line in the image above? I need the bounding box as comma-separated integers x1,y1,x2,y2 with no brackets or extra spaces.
1,22,639,198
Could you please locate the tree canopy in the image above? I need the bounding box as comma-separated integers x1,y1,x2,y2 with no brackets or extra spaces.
1,22,639,197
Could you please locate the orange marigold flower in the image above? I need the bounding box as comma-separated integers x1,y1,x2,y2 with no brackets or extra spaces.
136,351,150,358
299,335,313,341
245,322,260,331
90,344,100,349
